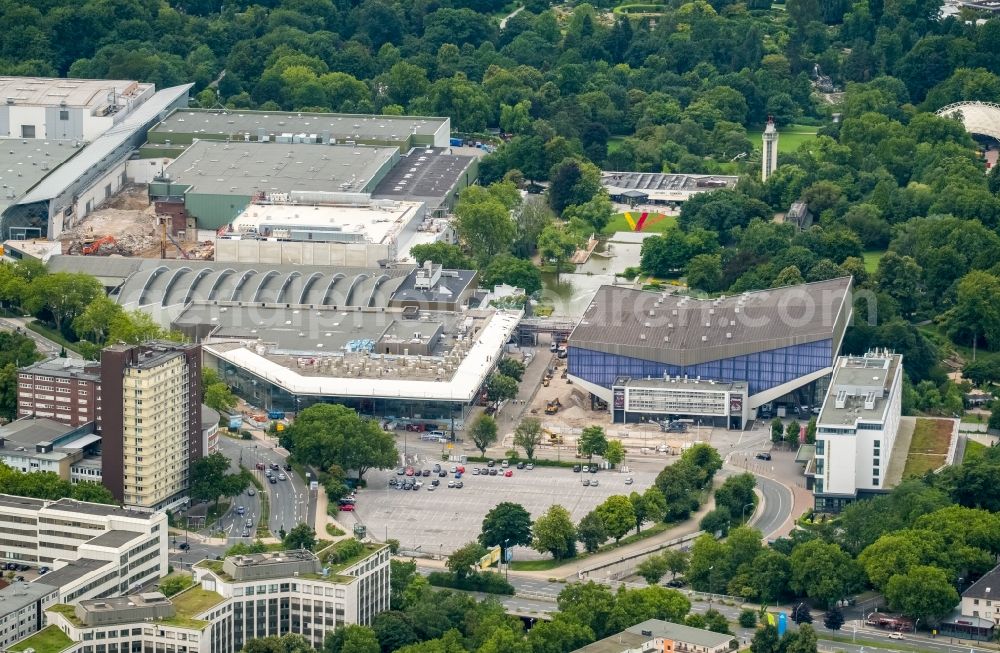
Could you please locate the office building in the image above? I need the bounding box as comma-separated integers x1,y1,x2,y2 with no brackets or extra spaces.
0,83,191,240
0,77,155,141
571,619,734,653
21,545,391,653
100,342,202,510
813,351,903,512
0,581,58,651
17,358,102,429
143,108,451,156
568,278,853,427
0,494,167,603
0,418,100,482
762,117,779,182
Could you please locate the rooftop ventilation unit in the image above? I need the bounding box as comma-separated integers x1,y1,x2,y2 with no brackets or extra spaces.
864,391,876,410
834,389,848,409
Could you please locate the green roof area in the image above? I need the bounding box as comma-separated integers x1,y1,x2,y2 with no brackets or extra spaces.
8,625,73,653
47,603,85,627
160,586,224,629
194,555,353,584
319,541,388,574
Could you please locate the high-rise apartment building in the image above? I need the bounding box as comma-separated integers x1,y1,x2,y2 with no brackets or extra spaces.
100,342,201,510
761,117,779,182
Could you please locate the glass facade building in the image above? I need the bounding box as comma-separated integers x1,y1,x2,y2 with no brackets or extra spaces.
569,339,833,396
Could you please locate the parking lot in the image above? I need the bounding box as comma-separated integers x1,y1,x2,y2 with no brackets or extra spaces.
352,454,661,559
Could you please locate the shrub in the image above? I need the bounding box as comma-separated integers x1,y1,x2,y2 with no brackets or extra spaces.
739,609,757,628
426,570,515,595
321,538,364,564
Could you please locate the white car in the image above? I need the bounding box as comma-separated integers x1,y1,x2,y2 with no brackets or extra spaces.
448,480,456,488
625,477,634,485
888,632,903,640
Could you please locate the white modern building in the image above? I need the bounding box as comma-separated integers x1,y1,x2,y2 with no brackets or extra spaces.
0,581,58,651
813,351,903,512
0,494,168,602
16,545,391,653
610,377,750,430
0,77,155,141
762,117,779,182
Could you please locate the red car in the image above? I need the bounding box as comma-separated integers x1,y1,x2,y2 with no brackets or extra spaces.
339,503,355,512
456,465,465,474
405,467,415,476
504,470,513,477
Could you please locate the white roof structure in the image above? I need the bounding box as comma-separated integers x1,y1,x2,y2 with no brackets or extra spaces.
225,200,424,246
936,101,1000,141
0,77,152,109
203,310,522,401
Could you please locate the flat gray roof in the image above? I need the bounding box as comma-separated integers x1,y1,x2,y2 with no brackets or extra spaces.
601,171,738,193
818,353,901,427
34,558,109,588
569,278,852,367
372,147,474,202
151,108,448,140
620,377,747,392
46,498,153,520
0,418,78,447
162,140,397,196
19,357,101,381
0,582,58,613
0,77,149,108
390,267,477,305
86,530,144,548
0,139,79,210
183,304,453,355
0,494,47,511
573,619,733,653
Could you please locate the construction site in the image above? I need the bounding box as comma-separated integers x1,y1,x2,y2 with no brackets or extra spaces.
59,184,213,260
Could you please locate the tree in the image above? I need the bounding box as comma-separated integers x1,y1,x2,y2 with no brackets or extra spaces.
497,358,526,382
771,418,784,445
246,634,314,653
663,550,689,580
714,473,757,521
73,295,124,344
526,614,595,653
485,373,518,403
469,414,498,456
409,243,472,269
805,417,817,445
283,523,316,551
189,451,242,509
532,504,576,559
371,611,419,653
636,553,670,585
700,508,732,537
750,624,781,653
513,418,543,461
282,405,397,482
605,586,691,634
324,624,381,653
823,607,844,631
739,609,758,628
604,440,625,467
686,254,724,293
578,426,608,462
447,541,488,579
562,194,614,233
481,254,542,296
884,565,960,624
538,224,579,275
789,540,864,608
785,624,819,653
785,420,801,446
577,510,608,553
71,481,115,504
548,157,602,214
595,495,636,542
791,603,813,624
703,608,732,634
24,272,103,333
453,184,517,264
479,502,533,556
204,382,237,413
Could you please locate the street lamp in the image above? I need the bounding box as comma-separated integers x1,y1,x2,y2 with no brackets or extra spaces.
504,538,510,581
741,502,755,522
708,566,715,610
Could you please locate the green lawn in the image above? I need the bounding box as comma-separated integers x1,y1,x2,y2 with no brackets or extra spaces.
964,440,987,463
902,418,953,478
607,135,627,154
602,212,677,235
749,123,820,154
510,558,568,571
862,249,885,273
8,625,73,653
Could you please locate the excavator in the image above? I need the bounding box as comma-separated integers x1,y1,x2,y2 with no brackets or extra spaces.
82,235,116,255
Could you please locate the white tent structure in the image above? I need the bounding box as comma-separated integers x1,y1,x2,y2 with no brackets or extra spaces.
936,101,1000,141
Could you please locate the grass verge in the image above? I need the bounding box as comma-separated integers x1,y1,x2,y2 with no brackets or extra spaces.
862,249,885,273
326,523,345,537
25,321,83,355
510,520,675,571
244,469,271,539
902,418,952,477
602,212,677,235
964,440,987,463
204,500,230,530
821,633,931,652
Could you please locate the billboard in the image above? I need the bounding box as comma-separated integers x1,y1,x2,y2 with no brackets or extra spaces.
729,395,743,414
477,546,501,570
614,389,625,410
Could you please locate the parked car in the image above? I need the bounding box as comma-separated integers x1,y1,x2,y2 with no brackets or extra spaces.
456,465,465,473
583,478,590,486
573,465,582,472
889,633,903,640
431,479,440,487
525,463,534,470
501,460,509,468
625,477,634,485
516,462,525,469
38,566,49,575
489,468,498,476
396,467,405,475
455,481,464,488
242,529,251,537
178,542,190,551
486,460,495,467
405,467,415,476
472,468,480,475
666,579,685,588
504,470,513,477
427,485,436,491
450,466,458,473
340,503,355,512
438,470,447,477
591,479,599,486
433,464,442,473
422,469,431,477
755,452,772,461
589,466,598,473
448,480,456,488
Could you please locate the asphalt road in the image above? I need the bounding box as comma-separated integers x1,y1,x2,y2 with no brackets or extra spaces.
0,317,80,359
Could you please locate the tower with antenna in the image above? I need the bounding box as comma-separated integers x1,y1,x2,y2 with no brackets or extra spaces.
761,116,779,182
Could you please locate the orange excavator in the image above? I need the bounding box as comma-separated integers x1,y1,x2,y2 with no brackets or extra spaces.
82,235,116,255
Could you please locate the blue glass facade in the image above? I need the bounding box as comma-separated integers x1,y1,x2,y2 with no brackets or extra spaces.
568,339,833,396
